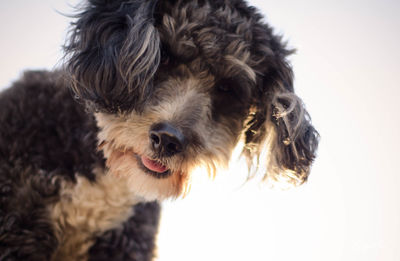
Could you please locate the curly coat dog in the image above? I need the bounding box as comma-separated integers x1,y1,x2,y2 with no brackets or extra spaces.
0,0,319,260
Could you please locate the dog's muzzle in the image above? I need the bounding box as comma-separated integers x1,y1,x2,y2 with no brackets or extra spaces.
149,122,186,157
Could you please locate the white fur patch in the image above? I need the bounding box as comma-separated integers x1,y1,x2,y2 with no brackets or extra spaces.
50,170,142,261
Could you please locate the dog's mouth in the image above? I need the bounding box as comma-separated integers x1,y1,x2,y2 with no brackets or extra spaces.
135,155,172,179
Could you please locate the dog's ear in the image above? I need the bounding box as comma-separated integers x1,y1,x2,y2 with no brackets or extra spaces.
243,24,319,185
64,0,160,113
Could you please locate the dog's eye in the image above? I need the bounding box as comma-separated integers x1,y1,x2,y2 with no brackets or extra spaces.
160,45,170,66
160,55,170,66
215,78,251,103
216,79,238,93
217,79,233,92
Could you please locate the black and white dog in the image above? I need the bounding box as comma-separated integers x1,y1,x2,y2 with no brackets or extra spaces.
0,0,318,260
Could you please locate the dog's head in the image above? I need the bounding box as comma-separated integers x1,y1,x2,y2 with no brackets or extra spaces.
64,0,319,200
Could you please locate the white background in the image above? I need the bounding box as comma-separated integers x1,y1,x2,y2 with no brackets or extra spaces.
0,1,399,260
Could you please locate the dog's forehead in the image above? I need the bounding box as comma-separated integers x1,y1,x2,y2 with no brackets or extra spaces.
156,0,256,82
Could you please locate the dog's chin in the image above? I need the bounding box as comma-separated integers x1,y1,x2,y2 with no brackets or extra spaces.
104,148,190,201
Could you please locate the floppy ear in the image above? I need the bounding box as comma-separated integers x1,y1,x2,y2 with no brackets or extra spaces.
244,24,319,185
64,0,160,113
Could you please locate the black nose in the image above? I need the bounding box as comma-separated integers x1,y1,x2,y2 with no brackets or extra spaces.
149,122,185,156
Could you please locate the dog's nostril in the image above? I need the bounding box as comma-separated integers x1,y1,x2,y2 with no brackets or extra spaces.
150,133,161,146
167,143,178,153
149,123,185,156
165,138,182,154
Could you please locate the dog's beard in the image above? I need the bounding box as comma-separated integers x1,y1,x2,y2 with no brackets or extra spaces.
96,119,190,200
96,117,234,201
104,145,191,200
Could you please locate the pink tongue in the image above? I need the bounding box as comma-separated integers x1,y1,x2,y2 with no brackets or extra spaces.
141,156,168,173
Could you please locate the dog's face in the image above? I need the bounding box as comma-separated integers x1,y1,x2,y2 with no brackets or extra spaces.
65,0,319,200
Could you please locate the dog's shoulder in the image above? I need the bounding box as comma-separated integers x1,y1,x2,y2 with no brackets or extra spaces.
0,70,71,111
0,70,103,180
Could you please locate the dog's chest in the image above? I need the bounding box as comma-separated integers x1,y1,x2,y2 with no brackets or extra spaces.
49,171,142,261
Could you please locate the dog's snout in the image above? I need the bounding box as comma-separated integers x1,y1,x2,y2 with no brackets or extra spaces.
149,123,185,156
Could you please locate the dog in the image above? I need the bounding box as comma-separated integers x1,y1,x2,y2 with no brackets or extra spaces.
0,0,319,260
